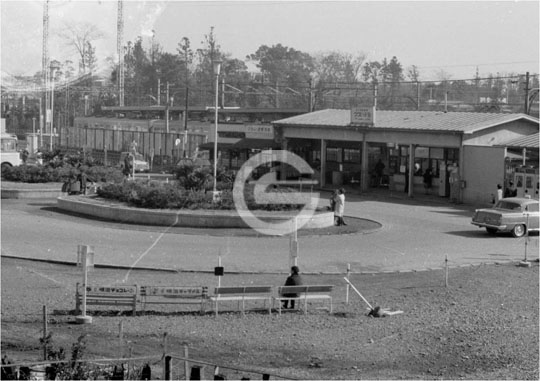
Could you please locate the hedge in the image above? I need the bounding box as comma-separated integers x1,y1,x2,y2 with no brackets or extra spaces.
97,180,305,211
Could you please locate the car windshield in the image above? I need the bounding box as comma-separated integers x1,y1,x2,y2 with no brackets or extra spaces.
134,154,144,161
495,201,522,211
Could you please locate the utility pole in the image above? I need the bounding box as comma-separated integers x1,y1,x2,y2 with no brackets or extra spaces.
373,82,378,109
165,82,170,133
416,81,420,110
117,0,124,106
475,66,480,104
524,72,530,114
42,0,49,146
308,78,313,112
157,78,161,106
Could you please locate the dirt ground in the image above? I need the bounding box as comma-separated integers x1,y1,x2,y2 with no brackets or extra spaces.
1,257,538,380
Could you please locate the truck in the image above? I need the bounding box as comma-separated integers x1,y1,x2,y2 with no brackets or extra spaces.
1,132,22,173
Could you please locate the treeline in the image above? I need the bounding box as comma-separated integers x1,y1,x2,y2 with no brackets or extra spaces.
106,27,538,112
3,26,539,135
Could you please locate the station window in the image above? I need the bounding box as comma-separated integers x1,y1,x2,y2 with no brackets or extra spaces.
326,147,342,162
343,148,360,163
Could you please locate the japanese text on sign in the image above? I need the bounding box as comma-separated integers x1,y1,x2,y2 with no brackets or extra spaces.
350,107,375,126
245,124,274,138
81,285,137,295
140,286,207,297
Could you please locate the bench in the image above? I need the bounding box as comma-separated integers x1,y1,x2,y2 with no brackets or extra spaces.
273,285,334,315
139,286,208,314
209,286,273,316
75,283,138,316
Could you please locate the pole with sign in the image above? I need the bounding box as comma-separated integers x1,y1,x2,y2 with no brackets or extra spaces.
289,217,299,268
75,245,93,324
215,254,224,287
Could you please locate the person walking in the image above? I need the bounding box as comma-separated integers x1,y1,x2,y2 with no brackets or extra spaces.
282,266,303,309
335,188,347,226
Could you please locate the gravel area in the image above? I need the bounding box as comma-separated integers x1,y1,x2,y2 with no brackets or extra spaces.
1,257,538,380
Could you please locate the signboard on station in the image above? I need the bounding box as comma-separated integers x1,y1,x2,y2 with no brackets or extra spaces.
245,124,274,139
350,107,376,126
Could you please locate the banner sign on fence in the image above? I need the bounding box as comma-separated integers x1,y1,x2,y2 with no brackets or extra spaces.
78,285,137,295
139,286,207,298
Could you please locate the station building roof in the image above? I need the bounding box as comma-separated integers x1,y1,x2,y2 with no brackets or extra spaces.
273,109,539,135
496,132,539,149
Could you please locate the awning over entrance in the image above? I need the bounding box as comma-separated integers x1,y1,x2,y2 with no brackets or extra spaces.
230,138,279,150
198,142,235,150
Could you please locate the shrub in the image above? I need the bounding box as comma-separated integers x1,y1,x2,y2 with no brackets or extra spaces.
2,164,59,183
172,165,234,191
84,165,124,183
2,163,123,183
96,179,305,211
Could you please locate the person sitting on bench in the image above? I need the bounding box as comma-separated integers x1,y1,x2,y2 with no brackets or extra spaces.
282,266,303,309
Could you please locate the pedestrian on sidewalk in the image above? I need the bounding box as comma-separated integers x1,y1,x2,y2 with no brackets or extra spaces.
496,184,503,203
335,188,347,226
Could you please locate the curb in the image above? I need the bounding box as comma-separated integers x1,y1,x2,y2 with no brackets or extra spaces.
1,188,65,199
3,254,535,276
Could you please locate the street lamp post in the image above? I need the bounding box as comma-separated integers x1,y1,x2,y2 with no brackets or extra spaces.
212,60,222,201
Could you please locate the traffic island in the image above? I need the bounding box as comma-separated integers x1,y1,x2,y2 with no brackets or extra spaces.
56,195,382,237
1,181,65,199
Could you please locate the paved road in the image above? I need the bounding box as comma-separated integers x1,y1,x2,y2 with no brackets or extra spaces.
1,191,538,275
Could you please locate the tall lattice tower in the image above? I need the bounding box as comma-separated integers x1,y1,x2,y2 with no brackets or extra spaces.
42,0,50,131
117,0,125,106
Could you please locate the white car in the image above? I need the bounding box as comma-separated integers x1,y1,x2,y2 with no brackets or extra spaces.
119,152,150,173
471,198,540,237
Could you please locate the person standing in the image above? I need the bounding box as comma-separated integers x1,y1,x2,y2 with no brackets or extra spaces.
423,167,433,195
21,149,29,164
374,159,385,187
504,181,517,197
404,167,409,194
282,266,303,309
496,184,503,202
335,188,347,226
123,153,133,178
329,190,338,225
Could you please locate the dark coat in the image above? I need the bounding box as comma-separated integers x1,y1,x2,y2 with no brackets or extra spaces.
283,273,303,297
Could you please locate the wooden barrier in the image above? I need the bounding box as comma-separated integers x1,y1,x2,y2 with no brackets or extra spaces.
75,283,138,316
139,286,208,314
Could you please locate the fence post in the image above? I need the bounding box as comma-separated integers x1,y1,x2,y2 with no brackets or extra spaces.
345,263,351,304
75,245,93,324
445,254,449,288
184,345,189,380
42,305,48,360
164,355,172,380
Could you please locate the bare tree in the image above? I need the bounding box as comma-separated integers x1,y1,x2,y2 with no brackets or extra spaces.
406,65,421,82
435,69,453,82
59,22,104,74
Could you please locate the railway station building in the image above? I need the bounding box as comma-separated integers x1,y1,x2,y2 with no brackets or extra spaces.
270,109,539,205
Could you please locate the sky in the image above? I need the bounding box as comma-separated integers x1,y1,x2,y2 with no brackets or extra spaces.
1,0,539,81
